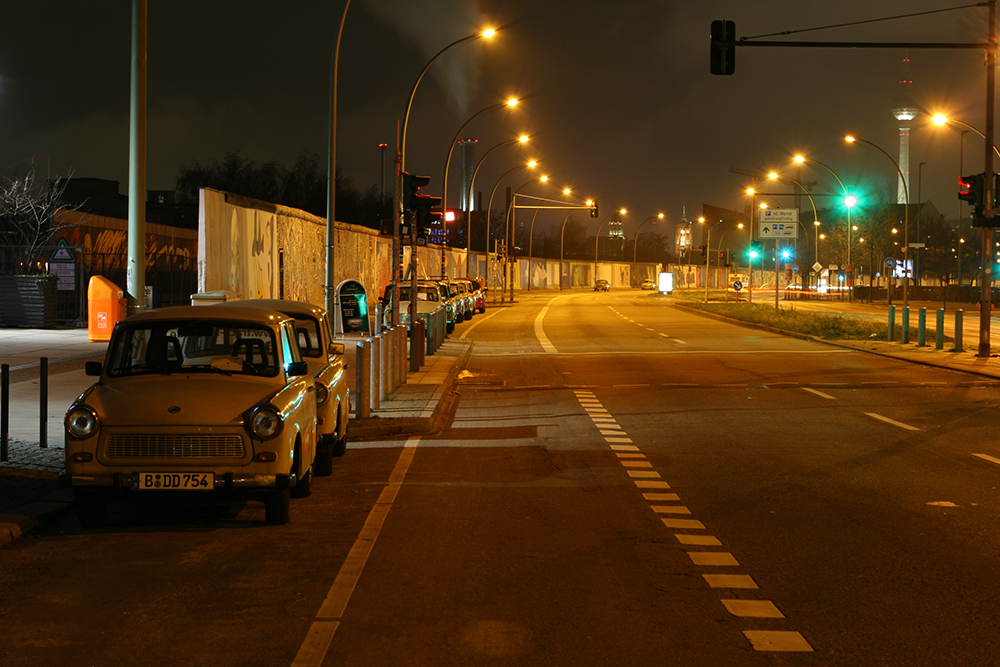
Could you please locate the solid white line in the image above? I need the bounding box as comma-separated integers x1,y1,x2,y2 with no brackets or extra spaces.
801,387,836,400
534,298,561,354
973,453,1000,466
865,412,921,431
458,308,501,339
292,438,420,666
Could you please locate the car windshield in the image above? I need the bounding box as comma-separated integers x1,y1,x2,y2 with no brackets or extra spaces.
106,320,280,377
399,287,438,302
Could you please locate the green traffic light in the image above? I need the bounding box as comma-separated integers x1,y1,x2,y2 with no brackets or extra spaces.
844,194,858,208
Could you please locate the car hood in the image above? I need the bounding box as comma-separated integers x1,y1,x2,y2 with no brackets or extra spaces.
81,375,280,427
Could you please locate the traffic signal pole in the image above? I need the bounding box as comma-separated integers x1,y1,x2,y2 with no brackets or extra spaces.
979,0,996,357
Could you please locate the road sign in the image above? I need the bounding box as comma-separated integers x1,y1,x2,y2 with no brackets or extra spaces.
733,280,743,292
792,264,800,274
812,262,822,272
758,209,799,238
908,243,926,248
885,257,897,269
759,208,798,222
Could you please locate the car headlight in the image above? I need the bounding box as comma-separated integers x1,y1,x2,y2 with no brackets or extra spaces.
249,405,284,439
315,383,329,406
65,405,99,439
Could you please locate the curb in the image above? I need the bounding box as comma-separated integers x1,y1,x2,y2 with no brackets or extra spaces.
0,487,75,549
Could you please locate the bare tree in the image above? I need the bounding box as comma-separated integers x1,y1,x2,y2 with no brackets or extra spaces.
0,160,82,275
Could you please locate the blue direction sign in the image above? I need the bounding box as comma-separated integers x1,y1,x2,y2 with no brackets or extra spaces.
885,257,896,269
733,280,743,292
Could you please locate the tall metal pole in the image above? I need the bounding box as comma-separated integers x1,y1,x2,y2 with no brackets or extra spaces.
979,0,996,357
126,0,147,317
326,0,351,329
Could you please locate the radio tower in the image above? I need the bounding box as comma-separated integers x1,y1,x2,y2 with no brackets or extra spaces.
892,55,918,205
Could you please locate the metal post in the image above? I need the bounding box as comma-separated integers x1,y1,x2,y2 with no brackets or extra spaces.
888,305,895,342
1,363,8,462
380,330,389,397
917,308,926,347
398,325,407,386
39,357,48,448
902,306,910,344
372,334,381,410
936,309,945,350
956,309,964,353
386,327,396,390
356,340,371,419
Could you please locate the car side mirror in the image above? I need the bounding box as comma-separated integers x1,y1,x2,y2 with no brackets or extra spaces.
287,360,309,376
85,361,103,376
328,342,345,356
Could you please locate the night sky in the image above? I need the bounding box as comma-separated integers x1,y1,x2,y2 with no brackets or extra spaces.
0,1,993,243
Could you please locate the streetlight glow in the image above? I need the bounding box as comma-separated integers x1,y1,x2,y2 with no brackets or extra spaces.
482,28,496,38
506,98,518,107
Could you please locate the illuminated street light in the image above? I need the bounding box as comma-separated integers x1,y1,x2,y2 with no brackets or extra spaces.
595,208,628,285
527,187,574,290
633,213,665,269
931,114,1000,158
845,134,909,306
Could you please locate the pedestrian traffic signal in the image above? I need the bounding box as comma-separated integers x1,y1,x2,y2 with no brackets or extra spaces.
710,20,736,75
959,173,985,216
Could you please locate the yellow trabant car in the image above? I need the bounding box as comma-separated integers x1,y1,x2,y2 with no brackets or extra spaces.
62,304,318,526
224,299,348,476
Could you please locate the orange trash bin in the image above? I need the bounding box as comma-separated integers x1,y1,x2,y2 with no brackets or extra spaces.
88,276,126,342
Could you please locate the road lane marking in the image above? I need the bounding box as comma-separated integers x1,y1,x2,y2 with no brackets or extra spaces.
662,518,706,529
634,480,671,489
703,574,757,588
865,412,921,431
973,453,1000,466
611,445,640,451
643,493,680,501
688,552,739,566
606,437,634,443
676,534,721,546
534,303,557,353
294,438,421,666
722,600,784,618
622,460,653,468
742,630,813,652
651,505,691,514
628,470,661,478
458,308,501,339
802,387,836,400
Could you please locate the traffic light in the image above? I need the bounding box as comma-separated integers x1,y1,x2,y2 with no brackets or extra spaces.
748,243,760,260
699,245,706,256
710,20,736,75
590,200,599,218
724,249,732,266
959,173,985,216
780,248,792,261
402,172,441,213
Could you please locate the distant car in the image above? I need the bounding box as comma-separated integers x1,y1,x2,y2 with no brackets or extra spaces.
641,278,656,290
454,278,486,314
224,299,348,476
62,304,319,527
594,279,610,291
449,280,476,321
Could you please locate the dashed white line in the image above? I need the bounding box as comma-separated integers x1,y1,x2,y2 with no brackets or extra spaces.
973,452,1000,466
802,387,836,400
865,412,921,431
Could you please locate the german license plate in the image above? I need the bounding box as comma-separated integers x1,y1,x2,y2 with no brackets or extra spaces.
131,472,213,490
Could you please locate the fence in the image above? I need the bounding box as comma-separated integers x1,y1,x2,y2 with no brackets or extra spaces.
1,246,197,324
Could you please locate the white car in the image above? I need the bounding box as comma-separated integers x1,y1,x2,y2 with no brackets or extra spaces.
62,304,318,526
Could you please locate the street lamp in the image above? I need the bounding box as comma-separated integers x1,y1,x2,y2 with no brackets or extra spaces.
931,114,1000,158
845,135,909,306
325,0,351,324
527,187,572,290
394,27,496,351
506,176,550,301
768,171,821,291
484,160,537,295
716,222,744,301
440,98,518,279
560,199,594,290
595,208,627,285
632,213,665,279
466,135,529,274
699,216,721,303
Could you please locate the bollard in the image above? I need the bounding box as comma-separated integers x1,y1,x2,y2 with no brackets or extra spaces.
888,305,895,342
372,334,382,410
40,356,48,448
410,322,420,372
386,327,396,391
902,306,909,344
397,325,407,386
380,330,389,399
917,308,926,347
936,309,944,350
355,340,371,419
1,363,8,462
955,309,964,353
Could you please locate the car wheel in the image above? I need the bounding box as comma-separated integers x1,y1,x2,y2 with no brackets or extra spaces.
292,466,313,499
76,495,106,528
264,487,291,525
315,438,335,477
333,431,348,457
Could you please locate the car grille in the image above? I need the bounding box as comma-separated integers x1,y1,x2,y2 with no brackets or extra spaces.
106,434,245,459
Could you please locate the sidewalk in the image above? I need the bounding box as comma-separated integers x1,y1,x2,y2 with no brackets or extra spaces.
0,326,471,547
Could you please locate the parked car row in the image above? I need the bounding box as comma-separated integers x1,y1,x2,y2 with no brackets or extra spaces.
381,277,486,334
62,298,351,527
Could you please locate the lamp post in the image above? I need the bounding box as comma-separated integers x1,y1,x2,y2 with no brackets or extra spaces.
560,199,594,290
506,176,548,302
440,98,518,280
632,213,664,282
699,216,720,303
716,223,744,301
466,135,529,275
395,27,495,350
528,188,572,290
323,0,350,326
595,208,627,286
845,135,909,307
484,160,537,294
769,171,820,291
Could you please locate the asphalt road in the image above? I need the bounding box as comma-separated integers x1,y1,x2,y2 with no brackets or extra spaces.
3,290,1000,666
